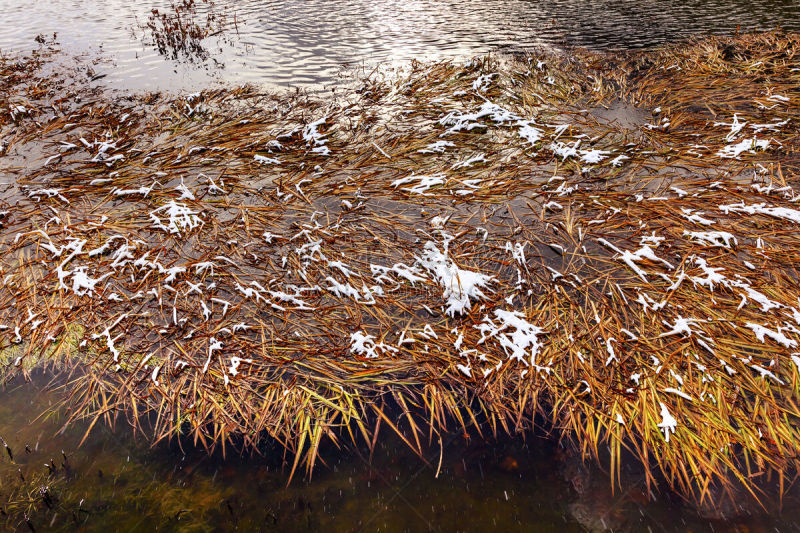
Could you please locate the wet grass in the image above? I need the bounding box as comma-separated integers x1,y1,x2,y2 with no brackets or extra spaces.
1,29,800,512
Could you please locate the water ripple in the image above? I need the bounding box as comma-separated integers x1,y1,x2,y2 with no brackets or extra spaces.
0,0,797,91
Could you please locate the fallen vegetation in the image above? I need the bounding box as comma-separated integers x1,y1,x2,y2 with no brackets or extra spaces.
2,30,800,508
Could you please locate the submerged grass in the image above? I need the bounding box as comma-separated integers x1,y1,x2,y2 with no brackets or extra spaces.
2,30,800,508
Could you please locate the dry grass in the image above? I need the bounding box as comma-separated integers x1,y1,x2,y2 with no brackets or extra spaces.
2,30,800,507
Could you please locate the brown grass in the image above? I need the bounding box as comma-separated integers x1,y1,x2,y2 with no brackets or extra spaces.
2,30,800,508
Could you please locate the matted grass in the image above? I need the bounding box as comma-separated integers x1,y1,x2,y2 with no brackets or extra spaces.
2,30,800,508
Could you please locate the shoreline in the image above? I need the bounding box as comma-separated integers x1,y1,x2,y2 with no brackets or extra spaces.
2,30,800,507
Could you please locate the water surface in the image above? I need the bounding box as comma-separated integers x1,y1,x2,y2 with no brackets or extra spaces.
3,374,798,532
0,0,798,91
3,2,800,531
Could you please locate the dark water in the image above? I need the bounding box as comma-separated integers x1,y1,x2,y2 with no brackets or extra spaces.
3,373,799,532
0,0,798,90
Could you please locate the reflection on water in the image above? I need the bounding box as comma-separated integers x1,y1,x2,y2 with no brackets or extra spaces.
0,0,798,90
1,373,799,532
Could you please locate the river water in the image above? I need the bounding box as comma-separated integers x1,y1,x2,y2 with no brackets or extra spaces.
0,0,798,90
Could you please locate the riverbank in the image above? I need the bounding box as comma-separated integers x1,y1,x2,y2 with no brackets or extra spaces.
2,30,800,509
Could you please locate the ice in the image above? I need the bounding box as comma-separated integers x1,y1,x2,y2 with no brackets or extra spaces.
605,338,617,366
659,316,703,337
350,331,397,358
680,208,715,226
161,266,186,283
663,388,692,401
371,263,427,286
657,402,677,442
27,188,69,203
634,292,667,313
150,201,203,235
550,140,580,160
254,155,280,164
392,173,447,195
730,281,780,313
198,301,211,321
610,155,629,167
579,149,610,164
472,73,495,93
90,314,128,362
229,356,253,377
269,286,316,310
302,117,330,155
113,182,157,197
689,256,727,290
326,277,383,304
614,244,674,281
88,235,126,257
717,137,770,158
684,230,737,248
750,119,790,133
746,323,798,348
750,364,784,384
202,337,223,374
767,94,790,102
328,260,356,278
714,113,747,142
517,121,543,146
418,140,455,154
210,297,231,316
456,364,472,377
439,101,520,135
720,202,800,225
505,241,526,266
451,154,486,169
476,309,546,370
296,237,326,263
417,241,493,316
68,267,109,297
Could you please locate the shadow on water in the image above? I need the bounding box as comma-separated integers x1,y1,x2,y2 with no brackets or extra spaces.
2,372,799,532
0,0,798,91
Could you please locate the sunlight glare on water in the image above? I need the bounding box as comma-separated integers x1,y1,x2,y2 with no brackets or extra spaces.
0,0,798,90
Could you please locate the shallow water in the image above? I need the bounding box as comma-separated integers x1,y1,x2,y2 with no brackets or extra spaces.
2,373,798,532
0,0,798,91
3,3,800,532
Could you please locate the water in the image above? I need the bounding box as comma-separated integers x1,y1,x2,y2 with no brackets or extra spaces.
0,0,798,91
3,373,798,532
3,2,800,530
